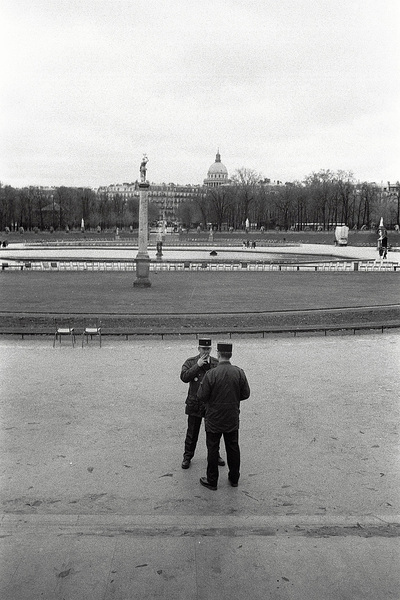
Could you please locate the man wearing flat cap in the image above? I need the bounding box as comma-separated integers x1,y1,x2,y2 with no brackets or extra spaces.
197,342,250,490
180,338,225,469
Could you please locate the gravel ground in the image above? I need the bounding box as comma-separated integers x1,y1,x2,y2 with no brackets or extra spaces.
1,334,399,518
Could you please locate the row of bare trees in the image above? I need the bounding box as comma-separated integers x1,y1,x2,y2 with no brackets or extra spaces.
1,170,399,232
0,185,136,232
0,183,162,232
178,169,400,231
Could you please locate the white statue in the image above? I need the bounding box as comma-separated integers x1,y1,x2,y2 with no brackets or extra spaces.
140,155,148,182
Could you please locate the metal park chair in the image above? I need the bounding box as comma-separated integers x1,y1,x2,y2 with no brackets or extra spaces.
53,319,76,347
82,319,102,348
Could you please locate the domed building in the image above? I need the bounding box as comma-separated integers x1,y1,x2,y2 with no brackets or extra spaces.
203,150,230,187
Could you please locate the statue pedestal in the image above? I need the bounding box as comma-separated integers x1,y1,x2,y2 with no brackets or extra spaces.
156,240,163,258
134,254,151,287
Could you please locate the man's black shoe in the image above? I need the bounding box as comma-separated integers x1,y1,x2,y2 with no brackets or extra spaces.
218,456,226,466
181,459,191,469
200,477,217,491
228,476,238,487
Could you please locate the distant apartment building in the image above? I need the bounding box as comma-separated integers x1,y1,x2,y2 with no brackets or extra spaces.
384,181,399,194
360,181,399,194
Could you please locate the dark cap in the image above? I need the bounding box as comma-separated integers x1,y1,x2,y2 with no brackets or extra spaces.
198,338,212,347
217,342,232,352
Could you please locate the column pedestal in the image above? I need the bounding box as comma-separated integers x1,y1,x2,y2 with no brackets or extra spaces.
134,254,152,287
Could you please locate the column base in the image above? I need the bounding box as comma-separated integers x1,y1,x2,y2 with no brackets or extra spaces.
134,256,151,287
133,277,152,288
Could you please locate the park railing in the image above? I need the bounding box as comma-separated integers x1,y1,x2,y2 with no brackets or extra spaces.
0,321,400,341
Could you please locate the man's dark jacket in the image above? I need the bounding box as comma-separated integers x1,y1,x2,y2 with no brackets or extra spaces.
180,355,219,417
197,361,250,432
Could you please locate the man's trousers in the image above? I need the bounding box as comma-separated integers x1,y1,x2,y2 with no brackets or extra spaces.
183,415,203,460
206,430,240,487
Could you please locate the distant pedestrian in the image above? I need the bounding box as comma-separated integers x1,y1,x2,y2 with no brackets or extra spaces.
197,342,250,490
180,339,225,469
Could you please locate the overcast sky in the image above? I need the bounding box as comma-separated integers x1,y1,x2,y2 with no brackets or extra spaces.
1,0,399,188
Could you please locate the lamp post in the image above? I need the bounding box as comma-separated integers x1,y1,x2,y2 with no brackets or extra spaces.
134,155,151,287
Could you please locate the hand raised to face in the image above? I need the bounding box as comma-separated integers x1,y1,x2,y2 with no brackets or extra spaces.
197,348,211,366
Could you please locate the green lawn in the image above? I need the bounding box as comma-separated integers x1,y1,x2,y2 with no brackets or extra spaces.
1,271,399,315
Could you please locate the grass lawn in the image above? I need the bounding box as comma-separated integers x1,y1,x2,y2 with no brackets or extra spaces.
1,271,399,315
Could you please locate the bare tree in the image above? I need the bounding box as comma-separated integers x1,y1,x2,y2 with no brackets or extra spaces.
0,184,17,230
273,183,298,230
77,188,97,229
231,167,262,228
335,171,355,226
191,189,210,229
176,199,200,228
392,181,400,227
206,186,233,230
29,187,48,230
55,187,78,229
304,170,336,228
248,185,274,228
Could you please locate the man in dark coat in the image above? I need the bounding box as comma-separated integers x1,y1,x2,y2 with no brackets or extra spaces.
180,338,225,469
197,342,250,490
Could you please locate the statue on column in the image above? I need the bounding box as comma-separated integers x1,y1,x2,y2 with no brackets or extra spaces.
140,155,148,182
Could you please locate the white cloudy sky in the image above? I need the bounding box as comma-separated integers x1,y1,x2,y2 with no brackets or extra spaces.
1,0,399,187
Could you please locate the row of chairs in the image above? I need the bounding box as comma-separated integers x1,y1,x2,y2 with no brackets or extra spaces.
11,259,400,273
53,321,102,347
31,261,136,271
358,261,399,271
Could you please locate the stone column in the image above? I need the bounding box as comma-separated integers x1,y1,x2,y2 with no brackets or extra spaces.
134,181,151,287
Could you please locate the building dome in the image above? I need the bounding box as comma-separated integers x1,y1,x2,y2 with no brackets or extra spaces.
208,151,228,175
204,150,229,187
